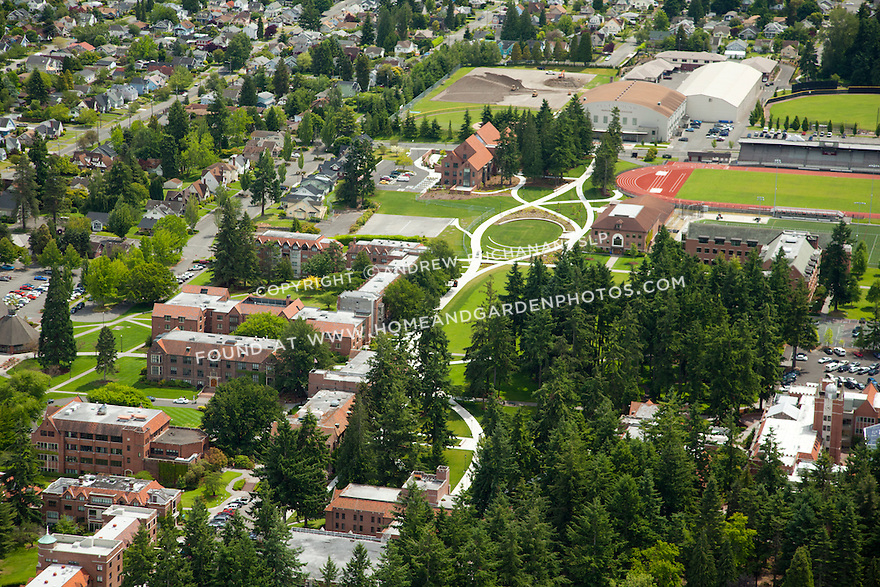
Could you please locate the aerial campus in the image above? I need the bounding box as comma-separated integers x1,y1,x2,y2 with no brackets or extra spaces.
0,0,880,584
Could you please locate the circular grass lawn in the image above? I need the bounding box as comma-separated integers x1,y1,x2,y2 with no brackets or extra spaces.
482,218,564,251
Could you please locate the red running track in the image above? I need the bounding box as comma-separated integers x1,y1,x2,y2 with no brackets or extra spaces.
616,162,880,218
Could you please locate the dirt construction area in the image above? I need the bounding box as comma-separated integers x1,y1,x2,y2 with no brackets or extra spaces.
433,67,595,110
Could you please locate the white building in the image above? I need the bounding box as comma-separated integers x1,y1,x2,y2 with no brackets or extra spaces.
676,61,763,122
580,80,687,142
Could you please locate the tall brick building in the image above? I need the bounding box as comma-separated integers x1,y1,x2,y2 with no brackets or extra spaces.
32,398,207,479
256,230,341,278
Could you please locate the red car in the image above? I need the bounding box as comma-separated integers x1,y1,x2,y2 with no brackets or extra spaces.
20,285,32,291
854,351,864,358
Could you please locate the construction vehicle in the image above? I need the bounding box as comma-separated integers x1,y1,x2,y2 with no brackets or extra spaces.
511,85,517,91
532,90,538,97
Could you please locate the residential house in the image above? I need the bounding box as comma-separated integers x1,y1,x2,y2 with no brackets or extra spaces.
394,40,416,56
739,26,758,40
724,38,748,58
763,21,785,37
0,118,16,136
25,54,60,73
780,40,800,61
256,91,276,107
86,212,110,232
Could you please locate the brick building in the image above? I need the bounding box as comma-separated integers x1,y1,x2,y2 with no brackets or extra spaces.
32,398,207,479
147,330,282,392
256,230,341,278
325,466,452,538
336,271,399,336
308,349,375,397
32,505,157,587
289,390,356,451
344,239,427,268
435,122,501,188
294,307,368,356
41,475,181,531
590,195,673,253
26,564,89,587
683,225,825,297
151,285,301,338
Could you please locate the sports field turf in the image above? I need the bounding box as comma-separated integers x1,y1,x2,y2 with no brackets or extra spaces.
676,169,877,213
769,95,880,131
483,218,563,249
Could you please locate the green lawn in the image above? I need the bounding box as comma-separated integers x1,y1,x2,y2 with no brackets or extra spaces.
450,363,538,403
187,271,213,287
676,169,877,213
54,356,145,393
443,448,473,488
517,185,552,202
613,255,646,272
0,546,38,586
447,408,471,438
769,94,880,132
157,406,203,427
372,190,517,229
543,201,590,227
75,321,151,352
457,399,536,424
483,218,563,251
180,470,239,509
437,224,468,258
443,266,510,353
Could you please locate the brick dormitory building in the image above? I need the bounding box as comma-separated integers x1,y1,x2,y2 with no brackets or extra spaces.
32,398,207,479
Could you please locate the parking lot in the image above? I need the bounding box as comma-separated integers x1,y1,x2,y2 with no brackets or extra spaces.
0,265,89,321
781,318,873,391
372,159,429,192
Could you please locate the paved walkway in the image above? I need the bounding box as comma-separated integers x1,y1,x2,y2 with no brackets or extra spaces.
207,468,261,516
449,398,483,495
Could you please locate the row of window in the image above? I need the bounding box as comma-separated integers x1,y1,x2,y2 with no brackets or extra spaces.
333,512,377,523
64,445,123,454
63,432,122,442
334,522,375,533
36,442,58,451
593,115,638,126
695,248,746,257
38,430,56,437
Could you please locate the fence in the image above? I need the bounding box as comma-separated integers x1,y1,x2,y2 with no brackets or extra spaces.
765,85,880,107
392,65,461,122
289,525,385,543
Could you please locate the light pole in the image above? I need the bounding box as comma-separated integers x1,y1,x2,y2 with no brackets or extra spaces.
855,201,866,222
869,164,880,224
773,158,782,210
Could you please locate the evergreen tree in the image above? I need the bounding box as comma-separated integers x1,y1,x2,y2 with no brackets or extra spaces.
820,220,860,310
38,267,76,369
182,500,216,587
149,518,193,587
520,112,542,178
341,543,375,587
214,514,266,587
495,126,520,185
95,326,118,380
272,60,289,98
335,395,377,486
1,422,42,524
459,109,473,141
417,321,454,466
361,13,375,46
167,99,189,143
257,500,305,586
464,280,517,396
0,497,14,558
337,136,377,209
26,70,48,104
12,155,38,231
568,498,618,587
784,546,815,587
320,557,340,587
686,529,718,587
355,53,370,92
260,416,329,525
121,525,156,587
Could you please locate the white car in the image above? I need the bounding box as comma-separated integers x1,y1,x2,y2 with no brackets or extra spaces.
825,363,839,372
173,397,189,404
818,357,833,364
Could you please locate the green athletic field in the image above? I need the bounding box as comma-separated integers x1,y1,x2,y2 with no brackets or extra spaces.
482,218,563,250
676,169,878,213
768,95,880,131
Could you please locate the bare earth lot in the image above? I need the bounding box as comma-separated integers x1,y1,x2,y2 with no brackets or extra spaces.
433,67,595,110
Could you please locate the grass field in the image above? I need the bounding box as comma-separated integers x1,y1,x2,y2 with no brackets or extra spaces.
158,406,203,427
769,94,880,131
543,201,590,227
372,190,517,229
483,218,563,250
677,169,877,213
442,266,510,353
75,321,150,353
443,449,473,488
447,408,472,437
613,255,646,272
449,362,538,403
0,546,37,586
180,470,239,509
457,399,537,424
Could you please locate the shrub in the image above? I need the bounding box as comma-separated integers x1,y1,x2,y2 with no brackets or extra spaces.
134,471,154,480
233,455,254,469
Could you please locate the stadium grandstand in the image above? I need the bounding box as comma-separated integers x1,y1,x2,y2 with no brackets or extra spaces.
738,138,880,173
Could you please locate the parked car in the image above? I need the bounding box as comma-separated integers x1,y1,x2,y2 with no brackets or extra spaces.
173,397,189,404
33,275,47,281
0,264,14,271
833,347,847,356
795,353,808,361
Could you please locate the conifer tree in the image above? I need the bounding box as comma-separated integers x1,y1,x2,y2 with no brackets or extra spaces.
38,268,76,369
95,326,117,380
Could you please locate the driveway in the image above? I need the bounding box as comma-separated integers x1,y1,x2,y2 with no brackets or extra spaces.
372,159,428,192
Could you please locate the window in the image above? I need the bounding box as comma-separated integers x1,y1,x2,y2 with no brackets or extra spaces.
183,357,192,364
183,368,192,376
197,370,204,377
252,374,260,383
81,434,93,440
603,116,608,123
151,366,163,376
95,459,108,466
110,436,122,443
65,432,77,438
37,442,58,451
632,118,637,125
95,446,107,454
80,457,92,464
622,117,627,124
110,460,122,468
95,434,107,442
111,448,122,455
170,356,177,363
151,354,162,364
170,367,178,375
66,456,77,463
91,496,112,505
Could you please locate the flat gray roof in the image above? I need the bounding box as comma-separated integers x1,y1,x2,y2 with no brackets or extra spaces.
50,401,164,427
286,532,383,577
